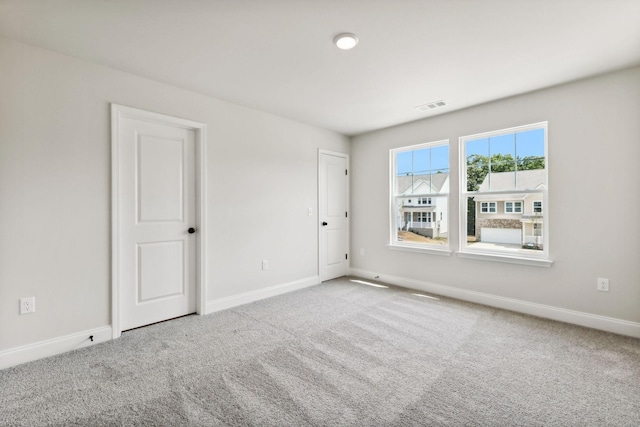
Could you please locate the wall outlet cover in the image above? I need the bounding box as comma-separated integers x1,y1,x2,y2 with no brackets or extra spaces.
597,277,609,292
20,297,36,314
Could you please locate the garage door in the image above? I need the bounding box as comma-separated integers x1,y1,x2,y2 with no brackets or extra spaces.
481,228,521,245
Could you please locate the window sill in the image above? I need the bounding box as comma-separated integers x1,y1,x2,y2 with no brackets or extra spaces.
456,250,553,267
387,244,452,256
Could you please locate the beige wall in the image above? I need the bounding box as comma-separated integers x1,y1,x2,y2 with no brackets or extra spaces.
351,66,640,324
0,37,349,352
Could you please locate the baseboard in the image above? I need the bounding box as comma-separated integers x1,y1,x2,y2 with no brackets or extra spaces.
349,268,640,338
205,276,321,314
0,326,112,371
1,276,320,370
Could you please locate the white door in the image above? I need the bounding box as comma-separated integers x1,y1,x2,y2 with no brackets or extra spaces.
319,151,349,281
116,112,197,331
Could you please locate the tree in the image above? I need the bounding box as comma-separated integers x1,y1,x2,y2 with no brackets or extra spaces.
518,156,545,170
466,154,489,192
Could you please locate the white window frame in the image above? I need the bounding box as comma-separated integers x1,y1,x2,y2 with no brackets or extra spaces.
458,122,551,267
533,201,543,213
389,139,451,256
505,201,523,213
480,202,497,214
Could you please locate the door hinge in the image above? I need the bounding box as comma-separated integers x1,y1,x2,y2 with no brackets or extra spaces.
345,254,348,260
345,211,348,218
345,169,348,175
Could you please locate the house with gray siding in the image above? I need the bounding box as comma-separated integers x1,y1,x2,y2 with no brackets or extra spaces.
474,169,545,249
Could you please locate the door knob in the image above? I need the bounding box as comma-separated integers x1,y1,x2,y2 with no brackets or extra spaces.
322,222,328,226
188,227,196,234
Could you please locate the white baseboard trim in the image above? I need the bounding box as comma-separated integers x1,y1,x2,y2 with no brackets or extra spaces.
205,276,321,314
349,268,640,338
0,326,112,371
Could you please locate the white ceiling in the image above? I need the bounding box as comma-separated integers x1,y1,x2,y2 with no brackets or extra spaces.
1,0,639,136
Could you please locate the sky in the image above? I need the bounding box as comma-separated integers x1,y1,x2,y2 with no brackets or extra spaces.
396,128,545,176
397,143,449,176
465,128,545,159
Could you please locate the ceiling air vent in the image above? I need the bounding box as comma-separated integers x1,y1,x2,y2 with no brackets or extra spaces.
415,100,447,112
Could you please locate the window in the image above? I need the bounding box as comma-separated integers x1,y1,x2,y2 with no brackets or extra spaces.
480,202,497,213
390,140,449,251
505,201,523,213
460,122,549,264
533,201,542,213
534,223,542,236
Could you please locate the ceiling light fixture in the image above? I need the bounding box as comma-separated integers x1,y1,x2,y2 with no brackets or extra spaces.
334,33,359,50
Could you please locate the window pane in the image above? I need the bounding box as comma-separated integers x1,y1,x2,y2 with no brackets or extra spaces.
488,133,516,190
516,128,546,190
413,148,430,175
466,138,489,192
465,195,544,252
430,144,449,174
396,151,413,176
466,138,489,157
516,129,545,168
489,133,516,174
394,195,448,246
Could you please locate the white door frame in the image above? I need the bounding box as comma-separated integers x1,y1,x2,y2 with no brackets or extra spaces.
318,149,350,281
111,104,207,339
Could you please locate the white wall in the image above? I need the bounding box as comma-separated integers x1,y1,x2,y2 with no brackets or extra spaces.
351,66,640,326
0,37,349,353
2,34,637,365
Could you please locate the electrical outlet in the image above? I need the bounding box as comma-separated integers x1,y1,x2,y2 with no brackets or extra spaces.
262,260,269,270
20,297,36,314
597,277,609,292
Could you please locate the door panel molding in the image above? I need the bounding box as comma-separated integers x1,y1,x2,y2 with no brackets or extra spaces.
111,104,207,339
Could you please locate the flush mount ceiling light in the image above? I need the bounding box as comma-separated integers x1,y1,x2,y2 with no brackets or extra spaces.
334,33,359,50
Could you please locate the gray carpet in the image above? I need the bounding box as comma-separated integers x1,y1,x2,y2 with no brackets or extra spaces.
1,276,639,426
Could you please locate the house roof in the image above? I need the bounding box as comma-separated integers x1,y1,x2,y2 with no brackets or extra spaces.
477,169,546,192
397,173,449,195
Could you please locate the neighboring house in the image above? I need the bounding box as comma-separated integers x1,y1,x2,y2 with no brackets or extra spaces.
474,169,545,249
396,173,449,238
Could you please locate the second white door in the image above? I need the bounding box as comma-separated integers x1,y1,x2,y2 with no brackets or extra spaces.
319,151,349,281
116,108,197,331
